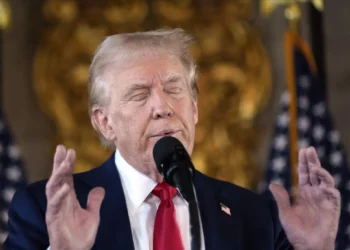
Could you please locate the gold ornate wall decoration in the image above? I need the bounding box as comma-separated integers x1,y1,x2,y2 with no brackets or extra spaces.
34,0,271,189
0,0,10,30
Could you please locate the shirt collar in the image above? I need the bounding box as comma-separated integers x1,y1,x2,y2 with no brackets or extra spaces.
115,150,157,216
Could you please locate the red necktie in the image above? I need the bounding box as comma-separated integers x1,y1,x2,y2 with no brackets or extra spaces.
152,182,185,250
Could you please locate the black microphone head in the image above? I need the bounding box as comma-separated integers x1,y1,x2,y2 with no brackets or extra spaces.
153,136,183,169
153,136,194,186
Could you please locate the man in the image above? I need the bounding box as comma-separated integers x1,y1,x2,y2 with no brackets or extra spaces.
4,28,340,250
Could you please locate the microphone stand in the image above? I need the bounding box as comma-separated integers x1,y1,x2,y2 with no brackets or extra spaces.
156,138,202,250
172,167,201,250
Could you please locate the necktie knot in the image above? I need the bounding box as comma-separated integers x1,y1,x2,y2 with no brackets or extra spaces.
152,182,177,201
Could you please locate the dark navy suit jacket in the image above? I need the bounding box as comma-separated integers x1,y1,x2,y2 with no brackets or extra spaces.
4,153,293,250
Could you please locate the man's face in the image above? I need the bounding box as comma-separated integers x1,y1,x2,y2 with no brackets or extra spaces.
102,54,198,175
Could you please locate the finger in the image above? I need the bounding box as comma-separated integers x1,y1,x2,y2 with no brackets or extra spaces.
63,149,76,187
46,159,73,197
306,146,321,167
306,147,321,186
47,183,70,215
310,167,320,186
53,145,67,173
269,184,291,218
319,186,341,208
313,167,335,188
87,187,105,215
65,149,76,170
298,148,310,187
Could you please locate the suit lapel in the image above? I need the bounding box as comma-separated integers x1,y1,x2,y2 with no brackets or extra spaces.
78,154,135,250
194,171,242,250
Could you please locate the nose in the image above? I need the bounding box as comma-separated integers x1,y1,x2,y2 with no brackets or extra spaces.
152,88,173,119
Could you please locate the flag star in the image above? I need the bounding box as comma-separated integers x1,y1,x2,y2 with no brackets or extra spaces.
1,210,8,224
313,125,325,141
298,96,309,110
299,75,310,89
280,91,290,106
329,130,340,145
298,138,310,149
271,178,284,186
2,188,16,203
6,166,22,182
330,151,343,167
272,157,287,172
277,112,289,128
0,231,8,244
312,102,325,117
316,146,325,158
298,116,310,132
274,135,288,151
333,174,342,188
7,145,21,160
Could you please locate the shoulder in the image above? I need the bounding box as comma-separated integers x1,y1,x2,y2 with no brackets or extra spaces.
195,170,277,215
196,171,270,202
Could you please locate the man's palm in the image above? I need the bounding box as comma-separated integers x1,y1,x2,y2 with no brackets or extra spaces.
45,146,105,250
270,147,340,250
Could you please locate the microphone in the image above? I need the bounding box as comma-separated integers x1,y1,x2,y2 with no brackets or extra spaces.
153,136,195,201
153,136,201,250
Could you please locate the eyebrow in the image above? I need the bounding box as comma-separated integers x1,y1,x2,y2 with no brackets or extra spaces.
162,74,185,85
123,82,150,97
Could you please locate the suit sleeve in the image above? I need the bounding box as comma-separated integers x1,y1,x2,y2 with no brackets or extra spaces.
268,199,294,250
3,188,49,250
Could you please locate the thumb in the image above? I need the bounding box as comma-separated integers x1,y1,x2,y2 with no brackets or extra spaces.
87,187,105,214
269,183,291,217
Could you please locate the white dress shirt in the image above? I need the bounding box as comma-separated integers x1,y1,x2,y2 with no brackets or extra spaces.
48,150,205,250
115,150,205,250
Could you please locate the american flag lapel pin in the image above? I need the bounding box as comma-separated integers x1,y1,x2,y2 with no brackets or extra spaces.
220,203,231,216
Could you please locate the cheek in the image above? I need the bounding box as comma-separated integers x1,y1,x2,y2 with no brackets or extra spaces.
176,100,197,127
114,107,150,138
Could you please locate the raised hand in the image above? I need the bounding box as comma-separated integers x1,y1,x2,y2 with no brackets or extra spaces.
270,147,341,250
45,145,105,250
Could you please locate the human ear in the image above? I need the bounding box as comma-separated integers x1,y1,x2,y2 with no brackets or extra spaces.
91,107,116,141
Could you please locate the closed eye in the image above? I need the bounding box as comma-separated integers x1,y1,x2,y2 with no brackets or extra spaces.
165,87,183,94
123,83,150,102
130,93,148,101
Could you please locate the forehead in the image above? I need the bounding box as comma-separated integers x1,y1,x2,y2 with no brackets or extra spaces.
112,54,185,84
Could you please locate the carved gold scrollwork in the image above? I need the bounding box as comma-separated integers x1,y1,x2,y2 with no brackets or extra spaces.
34,0,271,189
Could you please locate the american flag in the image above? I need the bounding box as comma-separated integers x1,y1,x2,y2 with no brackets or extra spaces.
220,203,231,216
0,110,26,245
259,32,350,249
